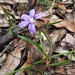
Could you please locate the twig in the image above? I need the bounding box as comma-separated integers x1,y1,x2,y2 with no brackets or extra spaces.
0,41,13,57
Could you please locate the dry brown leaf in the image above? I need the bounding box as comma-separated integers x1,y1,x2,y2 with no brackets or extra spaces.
0,0,13,4
36,7,43,13
57,3,66,11
14,0,28,3
49,29,66,45
67,69,75,75
55,66,66,75
0,40,23,75
65,62,75,75
15,55,32,75
0,0,28,4
0,39,27,75
35,18,49,27
0,4,11,27
54,46,75,61
49,15,75,32
0,18,9,27
0,53,6,66
62,33,75,45
15,44,50,75
15,46,32,75
62,0,73,4
65,13,74,22
0,50,21,75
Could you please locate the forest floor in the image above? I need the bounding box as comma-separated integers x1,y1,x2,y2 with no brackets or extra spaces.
0,0,75,75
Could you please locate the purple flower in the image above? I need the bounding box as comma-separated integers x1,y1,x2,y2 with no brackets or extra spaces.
18,9,45,34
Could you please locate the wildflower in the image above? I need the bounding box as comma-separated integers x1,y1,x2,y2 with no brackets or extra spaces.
18,9,45,34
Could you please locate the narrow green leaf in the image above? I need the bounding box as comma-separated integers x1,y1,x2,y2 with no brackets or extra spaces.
1,7,15,26
7,65,32,75
38,31,44,50
41,29,52,49
1,7,15,35
33,57,47,65
8,29,13,35
49,59,71,66
49,51,73,66
42,20,63,28
50,52,72,66
50,50,75,59
18,35,45,53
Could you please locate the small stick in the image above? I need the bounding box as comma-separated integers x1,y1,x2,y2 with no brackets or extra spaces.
0,41,13,57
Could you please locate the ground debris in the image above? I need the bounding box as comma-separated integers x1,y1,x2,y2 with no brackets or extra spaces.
0,0,75,75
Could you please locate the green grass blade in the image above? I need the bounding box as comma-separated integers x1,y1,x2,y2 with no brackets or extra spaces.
41,29,52,49
38,31,44,50
42,20,63,28
50,59,71,66
50,50,74,59
50,52,72,66
33,57,47,65
7,65,32,75
18,35,45,53
2,7,15,26
2,7,15,35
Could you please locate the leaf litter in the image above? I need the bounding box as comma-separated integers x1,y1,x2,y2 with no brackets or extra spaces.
0,0,75,75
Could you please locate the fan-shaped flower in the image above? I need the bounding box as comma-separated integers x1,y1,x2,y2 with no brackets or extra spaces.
18,9,45,34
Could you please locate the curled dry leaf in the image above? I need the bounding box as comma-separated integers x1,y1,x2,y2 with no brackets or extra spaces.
62,33,75,45
49,15,75,32
49,29,66,45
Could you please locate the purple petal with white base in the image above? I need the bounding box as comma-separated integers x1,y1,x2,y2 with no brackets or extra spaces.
35,12,45,19
18,21,29,28
18,9,45,34
28,23,36,34
21,14,30,20
29,9,35,17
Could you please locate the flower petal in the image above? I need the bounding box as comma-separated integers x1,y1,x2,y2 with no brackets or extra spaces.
35,12,45,19
18,21,29,28
29,9,35,17
28,23,36,34
21,14,30,20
